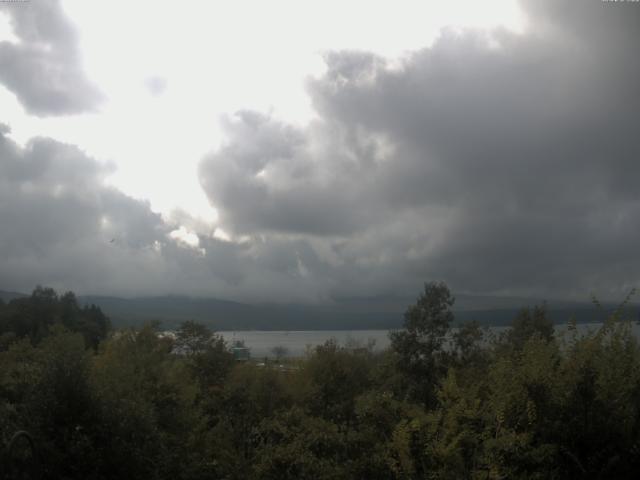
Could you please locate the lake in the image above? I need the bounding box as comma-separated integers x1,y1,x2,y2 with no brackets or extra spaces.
218,322,640,359
218,330,392,358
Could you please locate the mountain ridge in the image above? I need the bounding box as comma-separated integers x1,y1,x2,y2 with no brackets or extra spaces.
3,289,635,330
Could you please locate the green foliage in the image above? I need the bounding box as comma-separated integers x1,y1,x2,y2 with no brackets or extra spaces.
253,407,346,480
503,304,554,351
302,339,372,424
0,286,110,349
353,391,423,479
452,320,486,362
1,283,640,479
175,320,234,392
90,324,203,479
389,281,455,407
203,363,295,479
0,328,101,478
174,320,214,355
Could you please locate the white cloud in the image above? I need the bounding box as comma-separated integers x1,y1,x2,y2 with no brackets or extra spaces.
169,226,202,251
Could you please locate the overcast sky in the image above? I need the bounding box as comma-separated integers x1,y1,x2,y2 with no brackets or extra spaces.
1,0,639,303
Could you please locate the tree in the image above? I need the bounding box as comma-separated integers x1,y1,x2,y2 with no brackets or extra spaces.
253,407,346,480
59,291,110,350
90,324,203,479
389,281,455,408
174,320,234,390
452,320,485,363
303,339,372,426
271,345,288,362
174,320,213,356
205,363,294,479
0,287,110,349
504,304,554,351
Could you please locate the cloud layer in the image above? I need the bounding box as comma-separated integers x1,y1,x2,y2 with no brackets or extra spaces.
1,0,639,302
0,0,103,116
0,126,339,302
199,0,640,300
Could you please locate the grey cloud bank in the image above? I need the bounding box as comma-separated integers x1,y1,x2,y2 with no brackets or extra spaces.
199,0,640,301
0,126,334,302
2,0,640,303
0,0,103,115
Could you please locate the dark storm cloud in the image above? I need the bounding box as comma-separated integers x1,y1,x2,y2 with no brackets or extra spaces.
199,110,385,235
0,0,103,115
0,128,166,292
0,127,335,301
2,0,639,302
199,0,640,300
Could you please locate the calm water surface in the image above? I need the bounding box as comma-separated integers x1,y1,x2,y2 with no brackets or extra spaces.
218,323,640,358
218,330,392,358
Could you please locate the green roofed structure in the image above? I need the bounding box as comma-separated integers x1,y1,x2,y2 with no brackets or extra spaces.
232,341,250,361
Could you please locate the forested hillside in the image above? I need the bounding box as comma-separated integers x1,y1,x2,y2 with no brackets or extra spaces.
2,289,614,331
1,283,640,479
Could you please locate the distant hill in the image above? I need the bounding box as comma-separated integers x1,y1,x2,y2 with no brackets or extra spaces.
77,293,635,331
78,295,403,330
4,288,635,330
0,290,28,302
